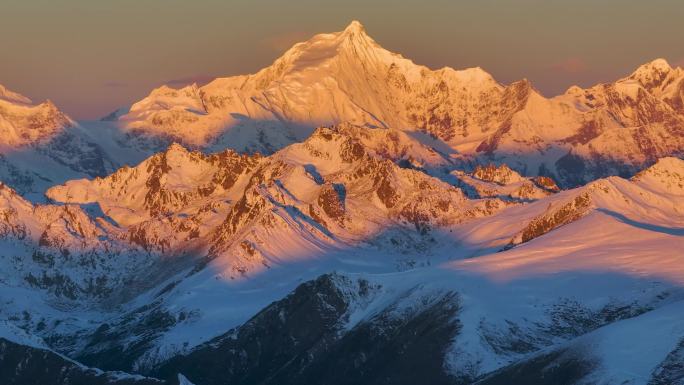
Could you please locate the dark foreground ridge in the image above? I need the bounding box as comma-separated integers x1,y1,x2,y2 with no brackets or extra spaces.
0,338,165,385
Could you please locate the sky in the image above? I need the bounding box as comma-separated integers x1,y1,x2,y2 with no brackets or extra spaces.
1,0,683,119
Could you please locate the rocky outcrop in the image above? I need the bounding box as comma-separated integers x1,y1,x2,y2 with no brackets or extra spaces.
472,164,525,185
532,176,560,192
507,192,592,248
453,164,559,202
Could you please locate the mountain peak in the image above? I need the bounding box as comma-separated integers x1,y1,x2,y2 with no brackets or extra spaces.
633,58,672,76
627,58,673,88
641,58,672,71
343,20,366,35
338,20,376,50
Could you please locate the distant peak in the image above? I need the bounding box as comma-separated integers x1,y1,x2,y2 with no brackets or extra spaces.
343,20,366,35
646,58,672,70
627,58,674,88
630,58,672,77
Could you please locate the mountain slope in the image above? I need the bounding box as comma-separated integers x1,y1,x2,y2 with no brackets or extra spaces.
30,157,682,381
0,139,682,384
140,159,684,385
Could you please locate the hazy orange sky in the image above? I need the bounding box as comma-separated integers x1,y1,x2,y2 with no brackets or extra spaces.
1,0,683,119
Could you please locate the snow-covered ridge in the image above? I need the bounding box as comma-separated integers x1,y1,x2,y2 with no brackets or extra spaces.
502,158,683,250
44,124,511,280
631,156,684,195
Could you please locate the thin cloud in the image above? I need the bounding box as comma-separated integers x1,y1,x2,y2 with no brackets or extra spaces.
549,57,588,74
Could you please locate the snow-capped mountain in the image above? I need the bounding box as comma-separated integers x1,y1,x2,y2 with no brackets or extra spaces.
114,21,684,187
0,85,120,200
1,22,682,200
0,86,70,146
1,19,683,385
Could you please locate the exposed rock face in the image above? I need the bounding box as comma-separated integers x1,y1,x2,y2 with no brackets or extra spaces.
0,28,682,200
507,192,592,247
0,97,71,147
453,164,559,202
0,181,163,303
472,163,525,186
532,176,561,192
46,143,261,227
0,26,680,203
73,299,180,373
201,128,500,276
317,183,346,221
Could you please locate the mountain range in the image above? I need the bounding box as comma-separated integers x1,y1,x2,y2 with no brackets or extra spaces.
0,21,683,385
